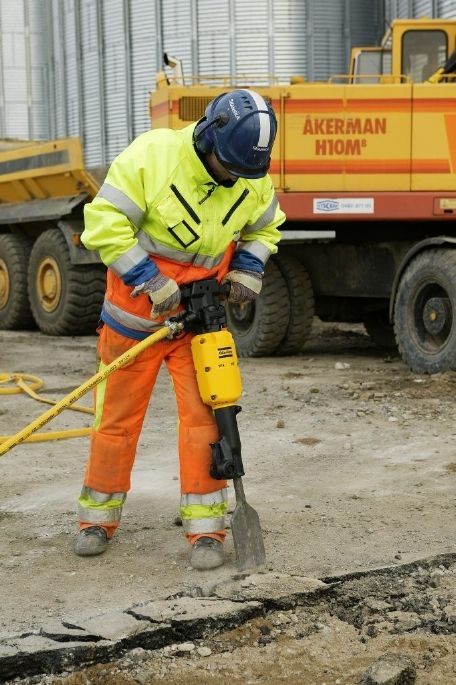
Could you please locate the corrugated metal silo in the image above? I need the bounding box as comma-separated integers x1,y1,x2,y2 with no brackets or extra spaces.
235,0,271,85
0,0,48,139
385,0,456,19
0,0,386,167
129,0,159,138
48,0,159,167
273,0,307,83
160,0,194,82
161,0,383,86
437,0,456,17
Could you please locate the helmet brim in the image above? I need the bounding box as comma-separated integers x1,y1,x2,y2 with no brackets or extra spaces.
216,153,270,179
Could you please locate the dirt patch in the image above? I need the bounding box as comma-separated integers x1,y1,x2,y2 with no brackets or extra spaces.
293,437,321,446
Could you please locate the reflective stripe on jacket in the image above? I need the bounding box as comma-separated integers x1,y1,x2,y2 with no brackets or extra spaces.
81,124,285,339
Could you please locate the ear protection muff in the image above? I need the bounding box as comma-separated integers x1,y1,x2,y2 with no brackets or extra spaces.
193,110,230,155
193,117,215,154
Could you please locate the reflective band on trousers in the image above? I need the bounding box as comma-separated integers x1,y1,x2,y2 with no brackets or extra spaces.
97,182,145,228
182,516,226,534
78,486,126,523
180,489,228,535
137,231,226,269
235,239,272,263
244,195,278,233
103,297,164,333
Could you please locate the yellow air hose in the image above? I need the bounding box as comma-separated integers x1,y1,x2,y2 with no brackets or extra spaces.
0,323,178,457
0,372,95,445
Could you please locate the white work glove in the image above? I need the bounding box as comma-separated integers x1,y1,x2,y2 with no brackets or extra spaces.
222,270,263,304
131,273,181,320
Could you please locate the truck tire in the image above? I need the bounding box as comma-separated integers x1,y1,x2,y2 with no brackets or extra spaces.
27,228,106,335
363,309,397,349
0,233,35,329
226,258,290,356
394,248,456,374
274,254,314,355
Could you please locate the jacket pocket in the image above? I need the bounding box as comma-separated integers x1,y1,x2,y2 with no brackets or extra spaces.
156,194,200,249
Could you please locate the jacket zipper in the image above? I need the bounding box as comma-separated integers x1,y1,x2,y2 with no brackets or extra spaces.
221,189,250,226
170,184,201,225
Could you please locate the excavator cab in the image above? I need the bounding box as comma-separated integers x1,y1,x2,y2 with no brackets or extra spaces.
391,18,456,82
401,28,447,82
350,18,456,84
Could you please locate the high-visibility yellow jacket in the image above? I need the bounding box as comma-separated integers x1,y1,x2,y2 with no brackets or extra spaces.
81,123,285,339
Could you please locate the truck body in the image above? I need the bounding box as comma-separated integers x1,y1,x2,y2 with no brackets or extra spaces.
150,18,456,373
0,138,105,335
1,18,456,374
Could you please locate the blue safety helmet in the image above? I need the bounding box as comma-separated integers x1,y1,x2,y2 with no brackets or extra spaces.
193,89,277,179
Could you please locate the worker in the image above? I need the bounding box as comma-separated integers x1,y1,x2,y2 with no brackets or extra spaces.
74,89,285,569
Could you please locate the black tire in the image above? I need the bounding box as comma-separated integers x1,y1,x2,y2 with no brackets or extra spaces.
28,229,106,335
226,259,290,356
0,233,35,329
274,254,314,355
363,309,397,349
394,248,456,374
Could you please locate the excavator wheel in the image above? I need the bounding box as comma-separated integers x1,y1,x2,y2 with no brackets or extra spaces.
27,228,106,336
394,248,456,374
226,258,290,356
0,233,35,330
273,254,314,355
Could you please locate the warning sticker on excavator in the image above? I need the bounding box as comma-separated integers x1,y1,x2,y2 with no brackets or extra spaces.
440,198,456,210
313,198,374,214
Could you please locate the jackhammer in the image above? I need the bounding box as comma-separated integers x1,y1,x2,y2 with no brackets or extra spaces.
175,279,266,570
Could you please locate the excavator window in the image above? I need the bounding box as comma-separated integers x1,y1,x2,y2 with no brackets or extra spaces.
352,49,391,83
402,30,447,82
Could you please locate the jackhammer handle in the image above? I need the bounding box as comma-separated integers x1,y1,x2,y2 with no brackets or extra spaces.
210,405,245,480
179,280,230,299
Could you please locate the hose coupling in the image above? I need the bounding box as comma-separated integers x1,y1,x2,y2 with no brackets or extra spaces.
165,319,185,339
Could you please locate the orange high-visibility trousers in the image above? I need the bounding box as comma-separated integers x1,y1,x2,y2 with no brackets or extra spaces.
80,324,227,539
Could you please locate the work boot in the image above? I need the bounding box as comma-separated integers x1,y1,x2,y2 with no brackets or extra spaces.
190,536,224,570
74,526,108,557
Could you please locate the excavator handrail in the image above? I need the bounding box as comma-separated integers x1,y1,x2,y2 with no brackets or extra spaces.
166,73,281,87
329,73,411,84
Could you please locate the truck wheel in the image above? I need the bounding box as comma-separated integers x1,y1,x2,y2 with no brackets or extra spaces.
226,259,290,356
394,248,456,374
274,254,314,355
363,309,397,349
0,233,35,329
28,229,106,335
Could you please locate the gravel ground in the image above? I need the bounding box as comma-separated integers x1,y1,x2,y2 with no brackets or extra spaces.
1,320,455,683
